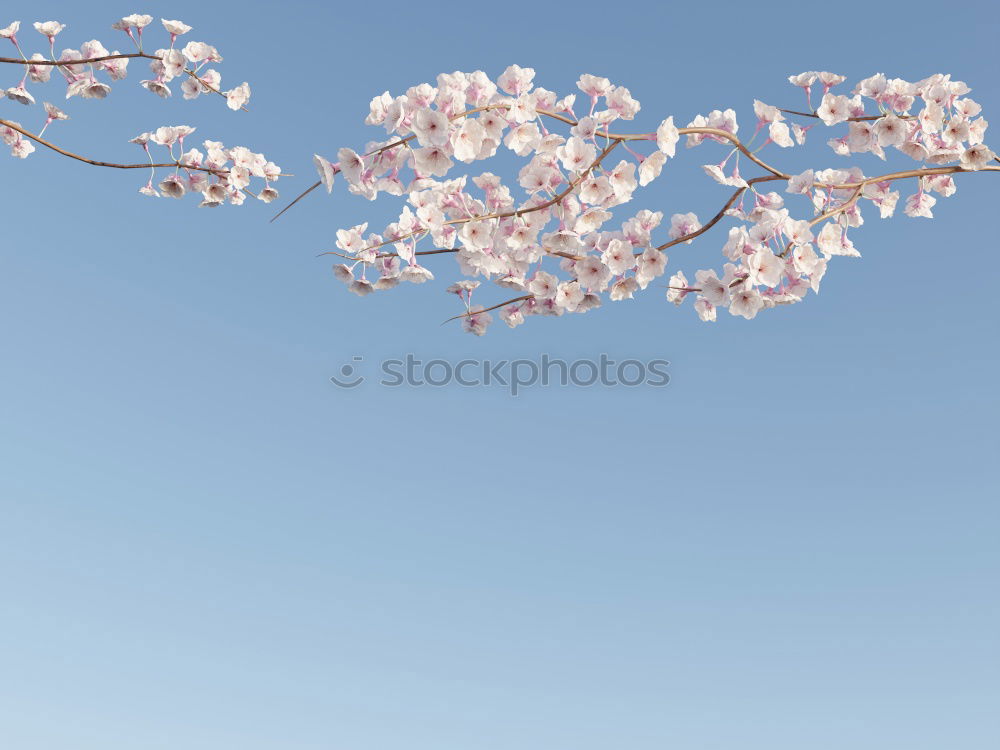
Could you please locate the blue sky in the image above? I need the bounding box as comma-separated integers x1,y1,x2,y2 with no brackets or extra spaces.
1,1,998,748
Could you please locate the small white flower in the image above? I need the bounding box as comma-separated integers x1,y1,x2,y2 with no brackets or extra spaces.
554,280,585,312
462,307,493,336
225,82,250,111
81,82,111,99
817,93,850,126
729,288,764,319
904,192,936,219
161,19,192,36
668,212,701,244
43,102,68,120
6,86,35,106
141,80,171,98
158,175,186,199
33,21,65,37
11,138,35,158
638,151,666,186
656,116,679,157
348,279,374,296
119,15,153,29
694,298,717,322
314,154,337,193
960,144,995,171
400,265,434,284
609,277,639,301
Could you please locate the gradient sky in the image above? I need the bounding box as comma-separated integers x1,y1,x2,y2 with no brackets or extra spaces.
2,1,998,748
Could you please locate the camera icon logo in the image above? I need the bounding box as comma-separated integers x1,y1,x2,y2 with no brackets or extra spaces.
330,356,365,388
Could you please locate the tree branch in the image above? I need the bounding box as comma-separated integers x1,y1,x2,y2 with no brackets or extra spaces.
777,107,913,123
656,175,786,252
1,51,248,111
442,295,532,323
0,52,154,65
271,105,791,222
2,118,293,179
1,117,226,174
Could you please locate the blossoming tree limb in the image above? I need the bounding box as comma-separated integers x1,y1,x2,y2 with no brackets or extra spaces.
1,15,281,204
4,16,997,335
299,67,997,334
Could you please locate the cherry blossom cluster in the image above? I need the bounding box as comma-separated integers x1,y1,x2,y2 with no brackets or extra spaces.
310,66,996,334
1,14,280,204
127,126,282,204
1,15,249,111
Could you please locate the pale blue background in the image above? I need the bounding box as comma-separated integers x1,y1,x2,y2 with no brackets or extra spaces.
2,1,998,748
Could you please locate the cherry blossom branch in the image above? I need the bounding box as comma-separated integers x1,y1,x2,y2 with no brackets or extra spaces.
319,140,621,257
818,164,999,189
439,163,997,305
309,66,1000,332
8,39,997,333
779,187,864,258
656,175,786,251
778,164,1000,256
315,121,793,261
679,127,788,177
321,127,789,262
0,117,225,174
183,68,247,111
1,15,280,205
664,164,999,256
461,158,1000,307
272,106,791,223
1,50,247,111
324,245,584,264
1,118,293,185
0,52,151,65
778,108,910,122
443,295,533,323
321,247,454,261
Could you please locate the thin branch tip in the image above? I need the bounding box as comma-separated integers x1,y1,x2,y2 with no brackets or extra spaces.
271,180,321,223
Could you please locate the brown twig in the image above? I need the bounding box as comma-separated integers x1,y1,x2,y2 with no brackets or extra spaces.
324,245,582,263
778,108,915,123
270,180,321,223
183,69,250,113
815,164,999,190
0,52,153,65
777,186,864,258
656,174,786,252
442,294,532,324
